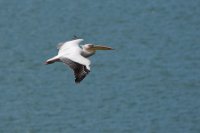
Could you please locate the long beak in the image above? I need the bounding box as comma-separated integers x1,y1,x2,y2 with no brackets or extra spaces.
92,45,114,50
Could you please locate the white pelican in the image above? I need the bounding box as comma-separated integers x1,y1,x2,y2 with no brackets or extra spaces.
45,39,113,83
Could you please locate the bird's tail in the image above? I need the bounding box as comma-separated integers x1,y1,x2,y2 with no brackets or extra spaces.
45,56,60,65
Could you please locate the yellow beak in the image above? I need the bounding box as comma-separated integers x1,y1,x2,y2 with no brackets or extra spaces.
92,45,114,50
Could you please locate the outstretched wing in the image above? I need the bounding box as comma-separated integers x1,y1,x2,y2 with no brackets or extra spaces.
58,39,91,70
58,39,83,54
60,57,90,83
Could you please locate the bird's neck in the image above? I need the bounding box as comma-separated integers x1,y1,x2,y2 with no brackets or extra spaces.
81,49,95,58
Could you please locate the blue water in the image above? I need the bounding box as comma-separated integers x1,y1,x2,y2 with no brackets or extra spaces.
0,0,200,132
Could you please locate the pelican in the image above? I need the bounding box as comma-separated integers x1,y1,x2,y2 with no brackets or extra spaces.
45,39,113,83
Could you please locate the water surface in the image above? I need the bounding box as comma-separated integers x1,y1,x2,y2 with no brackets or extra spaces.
0,0,200,133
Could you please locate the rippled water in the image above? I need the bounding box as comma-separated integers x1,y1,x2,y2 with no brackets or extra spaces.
0,0,200,133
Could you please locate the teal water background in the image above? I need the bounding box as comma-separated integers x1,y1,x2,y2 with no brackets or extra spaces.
0,0,200,132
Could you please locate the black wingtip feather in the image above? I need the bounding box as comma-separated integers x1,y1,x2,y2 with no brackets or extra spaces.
60,58,90,84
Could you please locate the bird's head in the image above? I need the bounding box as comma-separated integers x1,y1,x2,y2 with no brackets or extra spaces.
82,44,113,52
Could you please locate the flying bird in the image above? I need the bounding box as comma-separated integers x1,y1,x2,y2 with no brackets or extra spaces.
45,39,113,83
